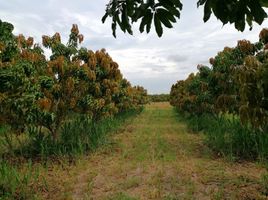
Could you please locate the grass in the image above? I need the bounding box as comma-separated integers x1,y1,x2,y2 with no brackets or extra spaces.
0,109,141,200
179,112,268,161
119,177,141,190
0,161,40,200
261,172,268,196
1,103,267,199
0,126,7,153
0,109,142,160
43,102,266,200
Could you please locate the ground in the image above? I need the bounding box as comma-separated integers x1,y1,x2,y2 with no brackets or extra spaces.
40,102,267,200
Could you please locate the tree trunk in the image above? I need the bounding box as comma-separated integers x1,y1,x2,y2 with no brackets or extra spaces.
48,126,59,142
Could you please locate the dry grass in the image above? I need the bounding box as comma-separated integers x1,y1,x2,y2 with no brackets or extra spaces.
38,102,267,200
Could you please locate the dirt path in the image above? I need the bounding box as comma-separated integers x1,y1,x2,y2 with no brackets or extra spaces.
47,102,266,200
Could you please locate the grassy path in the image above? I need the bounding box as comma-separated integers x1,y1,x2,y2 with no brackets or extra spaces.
45,103,266,199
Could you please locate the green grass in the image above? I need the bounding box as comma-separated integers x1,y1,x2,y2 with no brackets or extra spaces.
178,111,268,162
0,109,141,160
65,103,266,200
120,107,178,162
0,126,7,153
261,172,268,196
0,109,142,200
0,103,267,199
0,161,40,200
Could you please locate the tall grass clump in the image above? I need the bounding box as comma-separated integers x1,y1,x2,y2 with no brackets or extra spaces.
181,112,268,161
13,109,142,159
0,161,40,200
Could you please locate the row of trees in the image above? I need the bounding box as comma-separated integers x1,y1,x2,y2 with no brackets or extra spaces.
0,20,148,142
149,94,169,102
170,28,268,132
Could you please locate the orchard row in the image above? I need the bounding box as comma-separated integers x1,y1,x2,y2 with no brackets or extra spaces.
0,20,148,142
170,29,268,132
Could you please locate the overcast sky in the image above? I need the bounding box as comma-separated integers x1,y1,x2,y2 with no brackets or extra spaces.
1,0,267,94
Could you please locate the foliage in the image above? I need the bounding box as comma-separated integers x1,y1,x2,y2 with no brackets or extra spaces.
238,54,268,130
0,20,148,156
0,20,45,135
170,30,268,131
170,69,214,115
170,28,268,160
197,0,267,31
102,0,182,37
132,85,149,105
102,0,268,37
149,94,169,102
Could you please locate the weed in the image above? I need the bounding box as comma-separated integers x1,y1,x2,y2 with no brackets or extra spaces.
0,161,40,200
178,110,268,161
261,172,268,196
2,109,141,159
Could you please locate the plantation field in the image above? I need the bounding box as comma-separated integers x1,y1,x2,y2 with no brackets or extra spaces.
1,8,268,200
35,102,267,200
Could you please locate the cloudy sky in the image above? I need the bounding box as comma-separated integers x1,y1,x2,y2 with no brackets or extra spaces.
1,0,267,94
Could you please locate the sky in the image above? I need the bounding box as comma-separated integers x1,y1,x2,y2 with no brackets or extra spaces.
0,0,268,94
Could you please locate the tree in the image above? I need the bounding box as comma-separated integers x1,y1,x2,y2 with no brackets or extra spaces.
102,0,268,37
0,20,45,134
238,30,268,130
0,20,149,144
169,27,268,132
170,67,214,116
208,40,257,114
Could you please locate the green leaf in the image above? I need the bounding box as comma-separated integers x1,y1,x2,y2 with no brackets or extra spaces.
235,19,246,32
213,1,230,25
127,0,135,15
154,13,163,37
246,15,253,30
102,13,109,23
146,12,153,33
157,8,176,23
112,21,117,38
157,10,173,28
159,1,181,18
248,1,267,25
260,0,268,7
197,0,207,7
203,0,212,22
126,27,133,35
139,10,153,33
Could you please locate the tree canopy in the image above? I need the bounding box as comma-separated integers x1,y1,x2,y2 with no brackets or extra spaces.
102,0,268,37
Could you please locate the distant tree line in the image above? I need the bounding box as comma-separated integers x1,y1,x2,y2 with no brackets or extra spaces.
149,94,169,102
